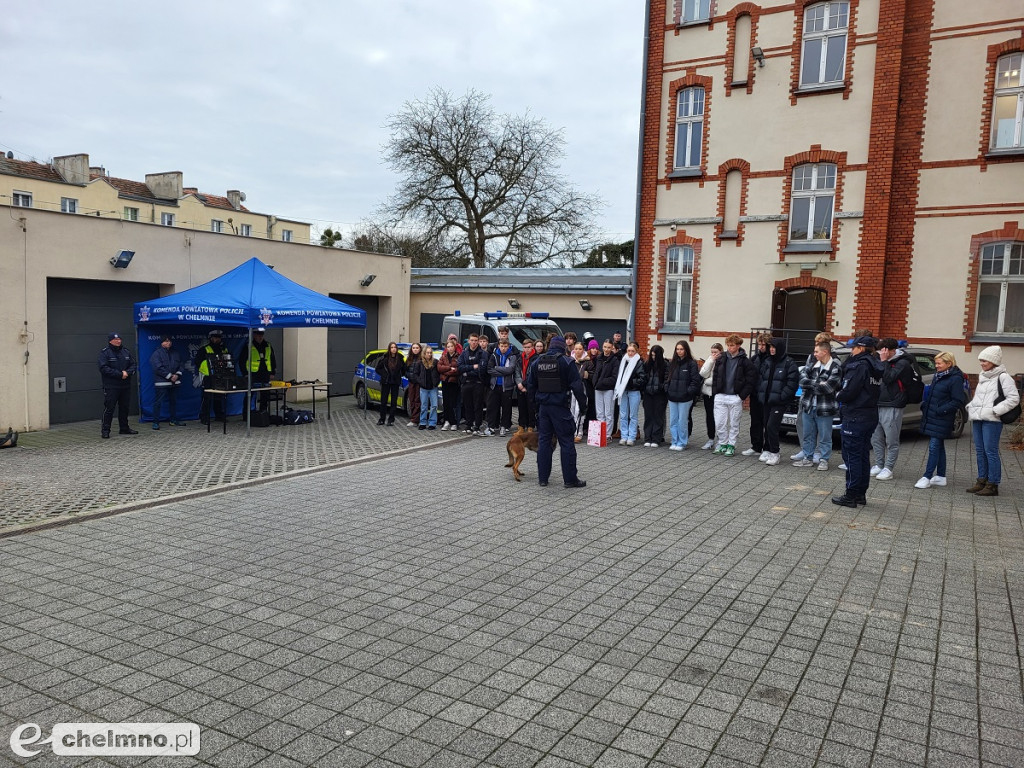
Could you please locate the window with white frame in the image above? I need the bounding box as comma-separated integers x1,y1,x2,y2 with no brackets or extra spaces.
124,207,139,221
161,212,175,226
977,242,1024,335
211,219,224,233
665,246,695,324
240,223,251,237
800,2,849,88
992,54,1023,150
282,229,293,242
673,87,704,170
681,0,711,24
12,191,32,207
789,163,836,241
61,197,78,214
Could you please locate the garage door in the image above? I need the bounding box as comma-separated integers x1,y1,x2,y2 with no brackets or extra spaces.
327,294,378,398
47,278,161,424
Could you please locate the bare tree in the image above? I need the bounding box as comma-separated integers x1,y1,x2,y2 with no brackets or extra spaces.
381,88,601,269
350,221,471,269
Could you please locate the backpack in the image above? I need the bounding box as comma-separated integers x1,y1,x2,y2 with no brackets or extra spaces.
282,407,314,425
899,361,925,405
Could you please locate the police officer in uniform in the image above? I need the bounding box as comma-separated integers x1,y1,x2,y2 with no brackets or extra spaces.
196,329,230,424
238,327,276,415
98,332,138,438
527,336,588,488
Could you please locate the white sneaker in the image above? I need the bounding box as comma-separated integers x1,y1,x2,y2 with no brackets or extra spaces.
870,465,882,476
669,445,683,451
499,427,510,437
643,442,652,447
701,440,714,450
914,477,931,489
619,439,627,446
930,475,947,487
817,460,829,471
790,450,806,461
407,421,417,427
741,448,758,456
766,453,780,466
876,468,893,481
440,422,449,431
626,440,635,446
758,451,770,462
792,459,815,467
839,463,848,470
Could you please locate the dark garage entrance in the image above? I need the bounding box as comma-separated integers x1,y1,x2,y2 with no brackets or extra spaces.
328,294,379,398
47,278,161,424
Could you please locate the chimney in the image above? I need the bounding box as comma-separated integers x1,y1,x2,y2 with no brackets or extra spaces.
227,190,246,209
89,166,107,178
53,154,90,184
145,171,184,200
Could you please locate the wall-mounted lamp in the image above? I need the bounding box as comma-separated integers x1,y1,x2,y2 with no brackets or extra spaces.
751,46,766,67
359,274,376,287
508,298,521,309
109,250,135,269
579,299,592,311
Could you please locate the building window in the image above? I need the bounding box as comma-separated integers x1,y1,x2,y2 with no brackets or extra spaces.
61,197,78,214
977,242,1024,334
665,245,695,324
674,87,704,169
240,223,251,237
800,2,849,88
12,191,32,207
789,163,836,241
992,54,1023,150
681,0,711,24
161,213,175,226
211,219,224,233
124,207,139,221
282,229,293,242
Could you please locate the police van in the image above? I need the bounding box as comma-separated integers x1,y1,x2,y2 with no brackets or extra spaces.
440,311,562,352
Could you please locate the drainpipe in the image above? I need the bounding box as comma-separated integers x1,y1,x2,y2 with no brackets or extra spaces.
629,0,652,344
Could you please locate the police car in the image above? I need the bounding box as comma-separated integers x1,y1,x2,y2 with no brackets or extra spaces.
440,311,561,351
352,344,443,414
779,344,968,443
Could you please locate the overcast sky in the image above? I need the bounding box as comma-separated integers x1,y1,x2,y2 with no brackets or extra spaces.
0,1,644,246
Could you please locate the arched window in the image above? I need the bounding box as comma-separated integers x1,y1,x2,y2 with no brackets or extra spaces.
992,54,1023,149
674,87,704,170
789,163,836,241
665,246,695,324
977,242,1024,335
800,1,849,87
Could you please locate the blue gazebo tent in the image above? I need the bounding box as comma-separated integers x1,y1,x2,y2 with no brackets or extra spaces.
133,257,367,430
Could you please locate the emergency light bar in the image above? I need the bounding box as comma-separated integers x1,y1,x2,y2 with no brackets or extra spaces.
482,311,550,319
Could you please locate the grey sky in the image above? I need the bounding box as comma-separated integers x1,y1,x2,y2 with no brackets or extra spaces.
1,1,643,245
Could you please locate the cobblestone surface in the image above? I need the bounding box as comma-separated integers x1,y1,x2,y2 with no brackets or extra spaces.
0,401,1022,767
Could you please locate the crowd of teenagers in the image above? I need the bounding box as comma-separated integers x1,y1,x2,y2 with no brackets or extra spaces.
371,327,1019,501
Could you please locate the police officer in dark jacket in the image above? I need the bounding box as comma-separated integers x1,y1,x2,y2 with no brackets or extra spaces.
527,336,588,488
98,332,138,438
833,336,884,507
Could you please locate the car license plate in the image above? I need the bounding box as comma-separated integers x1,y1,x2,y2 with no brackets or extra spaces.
782,413,797,426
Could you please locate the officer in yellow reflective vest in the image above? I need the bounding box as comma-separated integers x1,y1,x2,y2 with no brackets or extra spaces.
238,327,277,415
196,329,230,424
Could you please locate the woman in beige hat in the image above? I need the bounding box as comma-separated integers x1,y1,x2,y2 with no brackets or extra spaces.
966,346,1020,496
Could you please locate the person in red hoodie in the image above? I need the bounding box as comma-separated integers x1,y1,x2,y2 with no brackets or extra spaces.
516,338,537,430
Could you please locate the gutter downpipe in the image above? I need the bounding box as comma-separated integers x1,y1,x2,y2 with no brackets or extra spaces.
629,0,652,345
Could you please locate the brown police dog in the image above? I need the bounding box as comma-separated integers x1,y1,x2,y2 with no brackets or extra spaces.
505,427,542,482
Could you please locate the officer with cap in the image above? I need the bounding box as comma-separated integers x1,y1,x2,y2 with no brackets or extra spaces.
238,327,276,416
196,329,230,425
527,335,588,488
832,335,884,507
98,331,138,438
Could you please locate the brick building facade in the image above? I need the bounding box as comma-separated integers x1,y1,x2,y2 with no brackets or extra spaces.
634,0,1024,373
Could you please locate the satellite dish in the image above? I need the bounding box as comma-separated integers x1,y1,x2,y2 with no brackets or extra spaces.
239,192,246,202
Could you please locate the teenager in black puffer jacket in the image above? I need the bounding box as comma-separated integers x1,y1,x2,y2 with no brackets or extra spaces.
641,345,668,447
755,338,800,465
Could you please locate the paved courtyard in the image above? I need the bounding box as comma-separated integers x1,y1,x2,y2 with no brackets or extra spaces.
1,401,1022,766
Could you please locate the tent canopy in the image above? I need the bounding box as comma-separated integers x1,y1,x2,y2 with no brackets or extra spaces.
134,257,366,329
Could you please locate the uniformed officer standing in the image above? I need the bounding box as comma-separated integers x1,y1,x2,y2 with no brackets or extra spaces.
238,327,276,415
98,332,138,439
196,329,230,425
527,336,588,488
